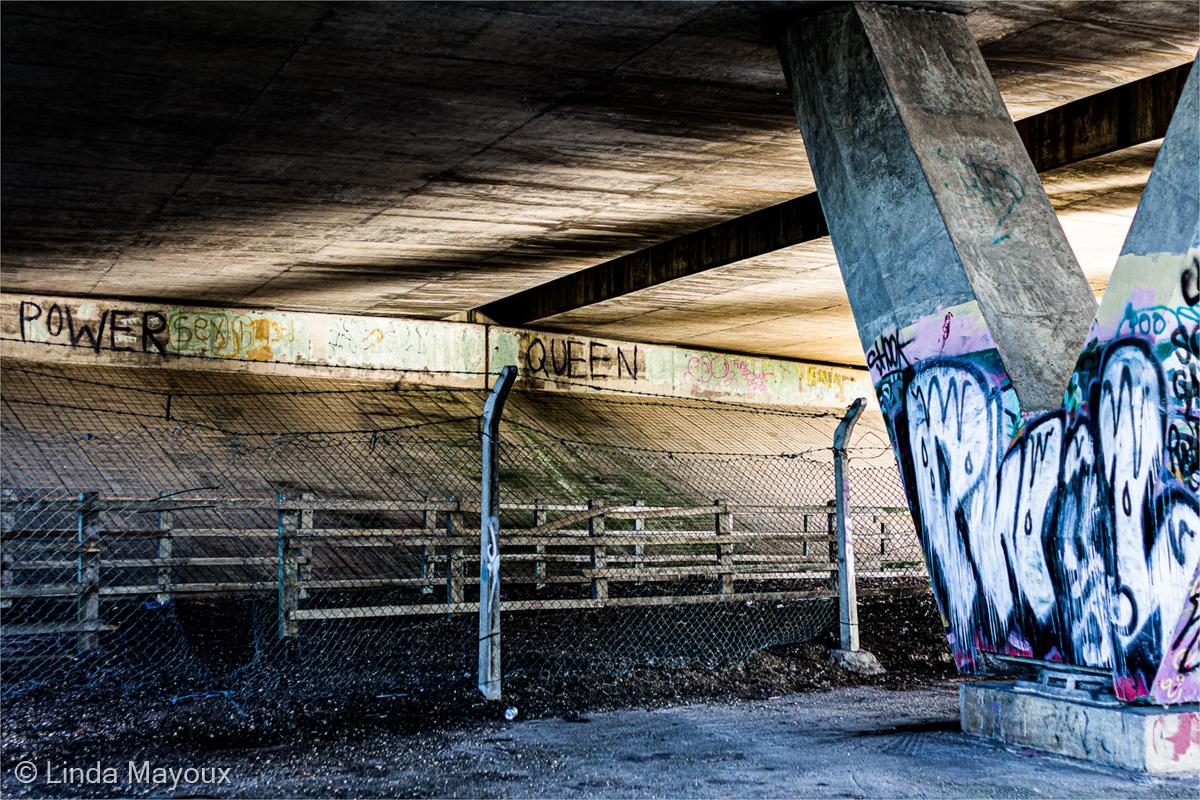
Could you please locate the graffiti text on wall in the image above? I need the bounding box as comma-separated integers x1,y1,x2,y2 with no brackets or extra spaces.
521,334,641,382
168,310,303,361
684,354,771,394
15,300,312,363
801,366,851,397
18,300,169,355
8,296,876,409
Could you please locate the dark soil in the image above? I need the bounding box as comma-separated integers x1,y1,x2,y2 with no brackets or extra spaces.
2,592,956,775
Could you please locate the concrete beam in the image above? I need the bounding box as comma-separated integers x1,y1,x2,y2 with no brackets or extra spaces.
475,63,1191,327
475,193,828,326
1017,61,1191,173
0,292,874,410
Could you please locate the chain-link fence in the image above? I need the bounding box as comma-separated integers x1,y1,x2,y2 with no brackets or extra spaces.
495,409,838,682
0,360,925,716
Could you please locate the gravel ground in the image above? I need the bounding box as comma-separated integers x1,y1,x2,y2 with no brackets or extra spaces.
9,592,1174,798
4,684,1193,799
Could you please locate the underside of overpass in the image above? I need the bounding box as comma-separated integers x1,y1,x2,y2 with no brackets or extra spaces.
3,1,1196,366
3,1,1200,760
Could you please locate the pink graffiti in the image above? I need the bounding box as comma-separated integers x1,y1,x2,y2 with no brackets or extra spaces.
685,355,772,393
1152,713,1199,762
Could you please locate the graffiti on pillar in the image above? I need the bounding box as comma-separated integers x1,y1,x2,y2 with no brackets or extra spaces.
872,248,1200,702
935,147,1026,244
1155,565,1200,703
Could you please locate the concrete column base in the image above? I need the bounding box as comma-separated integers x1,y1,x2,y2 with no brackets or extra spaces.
829,649,885,676
961,681,1200,774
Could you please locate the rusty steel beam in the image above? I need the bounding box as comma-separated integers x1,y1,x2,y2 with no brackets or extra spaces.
477,62,1192,326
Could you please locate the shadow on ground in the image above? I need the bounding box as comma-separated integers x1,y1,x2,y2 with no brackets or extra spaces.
16,593,1152,798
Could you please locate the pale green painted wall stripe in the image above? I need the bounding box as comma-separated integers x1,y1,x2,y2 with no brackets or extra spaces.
1,293,872,409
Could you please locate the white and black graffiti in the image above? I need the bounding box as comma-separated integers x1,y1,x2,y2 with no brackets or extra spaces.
888,334,1200,699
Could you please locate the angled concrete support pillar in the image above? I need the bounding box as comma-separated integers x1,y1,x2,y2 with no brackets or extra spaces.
781,2,1096,412
783,3,1200,704
1086,57,1199,705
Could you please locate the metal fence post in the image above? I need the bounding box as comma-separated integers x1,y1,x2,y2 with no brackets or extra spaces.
1,551,12,611
421,494,436,581
76,492,100,654
447,500,464,605
833,398,866,651
632,499,645,579
478,365,517,701
298,491,314,600
826,503,837,590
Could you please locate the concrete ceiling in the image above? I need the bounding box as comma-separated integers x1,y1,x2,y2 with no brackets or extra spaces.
538,140,1163,363
3,1,1197,367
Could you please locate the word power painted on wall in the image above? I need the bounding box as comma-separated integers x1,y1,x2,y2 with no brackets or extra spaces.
18,300,168,355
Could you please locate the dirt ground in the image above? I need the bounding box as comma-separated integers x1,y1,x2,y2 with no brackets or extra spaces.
5,684,1193,799
7,593,1176,798
1,592,952,751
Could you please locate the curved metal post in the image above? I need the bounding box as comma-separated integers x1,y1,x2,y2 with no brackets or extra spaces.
479,365,517,700
833,398,866,651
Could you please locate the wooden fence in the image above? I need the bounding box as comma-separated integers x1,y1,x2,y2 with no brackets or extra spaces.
0,493,923,650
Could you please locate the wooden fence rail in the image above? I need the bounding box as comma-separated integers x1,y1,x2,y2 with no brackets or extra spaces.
0,494,923,649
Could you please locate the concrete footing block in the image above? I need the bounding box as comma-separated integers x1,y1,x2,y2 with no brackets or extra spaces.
961,681,1200,774
829,649,885,676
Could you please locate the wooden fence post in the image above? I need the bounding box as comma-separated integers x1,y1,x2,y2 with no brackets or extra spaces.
277,494,299,639
632,499,645,578
833,398,866,651
589,498,607,601
76,492,100,653
478,365,517,700
826,506,837,590
156,496,173,605
533,500,546,589
421,494,437,581
715,500,734,595
447,502,465,605
298,492,314,600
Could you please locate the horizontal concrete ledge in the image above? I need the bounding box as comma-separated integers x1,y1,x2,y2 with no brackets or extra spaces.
0,292,874,410
961,681,1200,775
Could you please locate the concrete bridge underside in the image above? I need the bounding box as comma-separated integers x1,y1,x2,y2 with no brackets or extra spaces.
3,0,1200,724
3,1,1197,367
